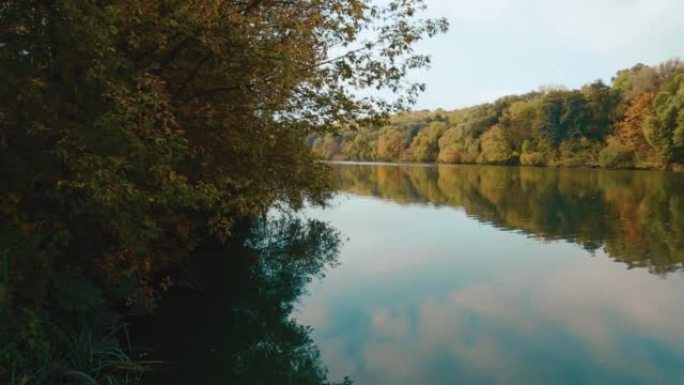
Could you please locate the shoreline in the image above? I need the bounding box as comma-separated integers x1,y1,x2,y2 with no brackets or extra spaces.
322,160,683,173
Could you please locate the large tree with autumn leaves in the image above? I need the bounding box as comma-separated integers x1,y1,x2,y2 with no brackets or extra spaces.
0,1,446,382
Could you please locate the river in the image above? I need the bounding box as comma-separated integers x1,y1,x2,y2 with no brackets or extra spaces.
296,163,684,385
136,163,684,385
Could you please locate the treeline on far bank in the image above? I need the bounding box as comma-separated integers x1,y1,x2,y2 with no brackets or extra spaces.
310,59,684,170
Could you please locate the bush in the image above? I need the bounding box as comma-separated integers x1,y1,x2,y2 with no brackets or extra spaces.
559,138,602,167
599,141,635,168
520,152,546,166
478,126,516,165
437,143,463,163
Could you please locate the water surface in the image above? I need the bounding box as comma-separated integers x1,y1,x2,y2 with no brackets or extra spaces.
297,163,684,385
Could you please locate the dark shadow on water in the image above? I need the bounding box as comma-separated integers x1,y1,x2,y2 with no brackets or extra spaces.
132,216,351,385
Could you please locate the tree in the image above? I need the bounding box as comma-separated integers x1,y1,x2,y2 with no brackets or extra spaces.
478,126,515,164
612,64,658,102
407,121,447,162
341,130,378,160
581,80,619,140
537,91,567,144
312,134,342,160
648,73,684,164
499,98,541,149
377,129,406,160
537,90,589,143
612,92,658,166
0,0,446,382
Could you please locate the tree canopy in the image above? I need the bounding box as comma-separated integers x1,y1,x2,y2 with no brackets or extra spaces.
0,1,446,383
312,59,684,170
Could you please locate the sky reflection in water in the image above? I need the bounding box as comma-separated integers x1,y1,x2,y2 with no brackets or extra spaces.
296,164,684,385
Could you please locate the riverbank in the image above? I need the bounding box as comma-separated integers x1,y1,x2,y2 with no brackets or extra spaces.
324,159,684,172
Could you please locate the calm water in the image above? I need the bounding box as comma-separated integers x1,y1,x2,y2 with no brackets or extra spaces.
296,163,684,385
136,163,684,385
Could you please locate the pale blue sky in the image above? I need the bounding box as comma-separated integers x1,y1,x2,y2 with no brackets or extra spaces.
411,0,684,110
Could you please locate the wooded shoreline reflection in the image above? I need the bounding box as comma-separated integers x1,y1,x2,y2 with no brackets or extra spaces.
333,163,684,275
133,216,350,385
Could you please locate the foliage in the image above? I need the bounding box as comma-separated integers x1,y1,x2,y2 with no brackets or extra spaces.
405,121,447,162
0,308,145,385
609,92,660,167
312,134,342,160
648,73,684,163
313,58,684,170
478,126,515,165
558,138,602,167
376,129,406,160
0,0,445,382
599,140,635,169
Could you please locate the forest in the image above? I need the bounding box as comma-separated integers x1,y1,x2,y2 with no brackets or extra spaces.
310,59,684,170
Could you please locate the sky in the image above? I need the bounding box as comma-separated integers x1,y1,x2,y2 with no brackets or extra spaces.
410,0,684,110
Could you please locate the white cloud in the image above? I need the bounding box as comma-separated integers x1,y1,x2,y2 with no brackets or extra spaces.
300,250,684,384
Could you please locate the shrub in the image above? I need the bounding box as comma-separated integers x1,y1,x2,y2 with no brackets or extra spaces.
520,152,546,166
599,141,635,168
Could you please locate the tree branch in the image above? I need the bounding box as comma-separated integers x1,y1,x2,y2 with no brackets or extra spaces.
172,55,212,98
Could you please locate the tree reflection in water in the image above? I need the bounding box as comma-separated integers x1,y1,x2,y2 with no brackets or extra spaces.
134,215,351,385
135,164,684,384
335,163,684,275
